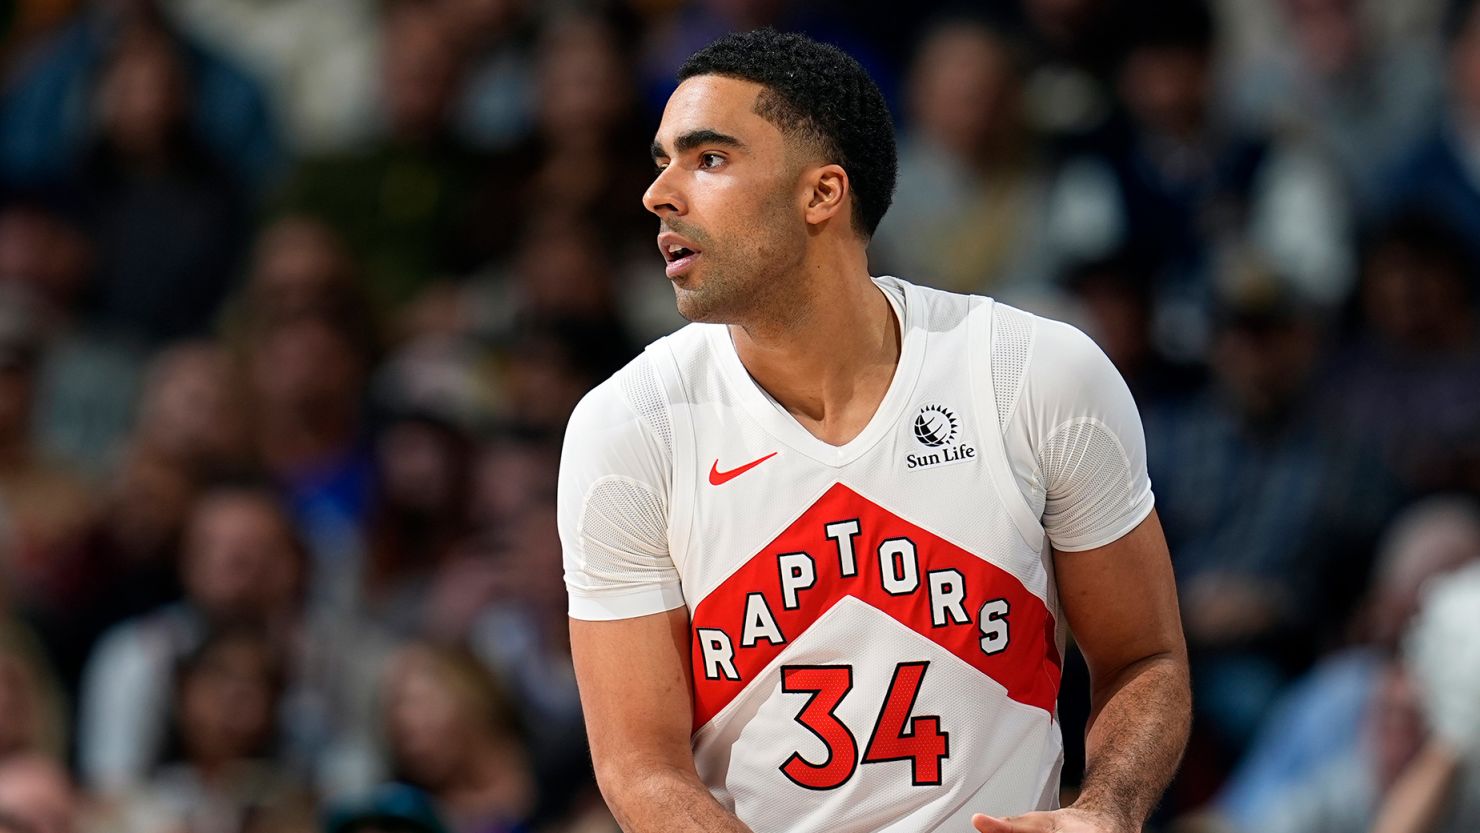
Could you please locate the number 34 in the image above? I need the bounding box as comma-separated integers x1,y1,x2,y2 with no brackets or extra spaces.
780,661,949,790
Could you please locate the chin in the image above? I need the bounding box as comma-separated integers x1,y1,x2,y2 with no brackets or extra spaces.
673,285,716,323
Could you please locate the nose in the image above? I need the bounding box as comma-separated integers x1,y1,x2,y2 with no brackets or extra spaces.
643,165,685,218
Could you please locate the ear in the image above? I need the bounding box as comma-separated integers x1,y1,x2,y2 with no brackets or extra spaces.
802,163,850,228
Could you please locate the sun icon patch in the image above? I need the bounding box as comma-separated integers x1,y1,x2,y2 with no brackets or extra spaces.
912,404,959,448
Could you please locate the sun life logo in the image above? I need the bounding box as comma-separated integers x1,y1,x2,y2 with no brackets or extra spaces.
913,405,958,448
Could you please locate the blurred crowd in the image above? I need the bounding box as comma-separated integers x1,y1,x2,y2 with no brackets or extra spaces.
2,0,1480,832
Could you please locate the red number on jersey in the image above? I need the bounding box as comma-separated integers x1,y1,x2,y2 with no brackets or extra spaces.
861,661,949,785
779,665,858,790
779,661,949,789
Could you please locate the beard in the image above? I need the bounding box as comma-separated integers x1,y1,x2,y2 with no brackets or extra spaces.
667,188,808,327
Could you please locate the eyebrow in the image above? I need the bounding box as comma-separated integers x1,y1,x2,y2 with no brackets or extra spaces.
650,129,747,160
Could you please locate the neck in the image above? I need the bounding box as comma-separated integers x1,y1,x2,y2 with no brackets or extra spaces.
729,244,900,446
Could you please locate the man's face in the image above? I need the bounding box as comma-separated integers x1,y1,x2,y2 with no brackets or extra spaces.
644,75,811,324
183,494,300,622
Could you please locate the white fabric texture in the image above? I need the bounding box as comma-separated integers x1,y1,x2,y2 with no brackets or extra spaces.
994,305,1154,552
558,353,681,621
1406,563,1480,760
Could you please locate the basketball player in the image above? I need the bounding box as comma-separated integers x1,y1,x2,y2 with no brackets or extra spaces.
558,29,1190,833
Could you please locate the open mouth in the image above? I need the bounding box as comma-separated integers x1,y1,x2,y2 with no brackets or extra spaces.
659,236,702,277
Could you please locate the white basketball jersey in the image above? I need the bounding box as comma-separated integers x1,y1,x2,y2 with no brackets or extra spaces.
559,276,1154,833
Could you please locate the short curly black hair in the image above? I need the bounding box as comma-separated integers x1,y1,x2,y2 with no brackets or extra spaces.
678,28,897,238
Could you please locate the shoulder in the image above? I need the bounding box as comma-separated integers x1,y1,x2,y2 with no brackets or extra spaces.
559,345,683,515
992,304,1127,427
1022,312,1116,382
988,304,1153,551
565,349,672,463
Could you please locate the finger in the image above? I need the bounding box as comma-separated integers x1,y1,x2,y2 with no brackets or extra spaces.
971,814,1024,833
971,813,1056,833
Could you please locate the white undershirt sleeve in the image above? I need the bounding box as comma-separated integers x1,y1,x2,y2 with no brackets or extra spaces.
557,357,684,620
1000,310,1154,552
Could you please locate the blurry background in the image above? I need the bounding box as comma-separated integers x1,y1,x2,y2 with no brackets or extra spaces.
2,0,1480,832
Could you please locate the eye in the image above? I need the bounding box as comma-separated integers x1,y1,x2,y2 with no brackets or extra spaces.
700,152,725,169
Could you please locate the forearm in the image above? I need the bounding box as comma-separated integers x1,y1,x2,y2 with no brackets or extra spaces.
1072,652,1191,831
1371,740,1462,833
599,759,754,833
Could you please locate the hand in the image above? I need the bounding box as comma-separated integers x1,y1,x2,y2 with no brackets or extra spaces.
971,807,1132,833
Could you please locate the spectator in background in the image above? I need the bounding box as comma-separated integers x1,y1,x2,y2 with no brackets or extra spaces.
1145,264,1398,756
78,482,305,793
57,341,254,679
279,0,482,315
498,320,615,438
223,216,374,346
377,210,639,432
1383,0,1480,266
419,438,574,742
0,621,67,763
871,17,1056,295
442,0,538,152
130,342,253,482
362,412,474,635
68,442,194,655
1212,496,1480,832
0,196,90,326
0,755,82,833
467,12,652,267
459,213,637,357
0,0,279,188
76,19,248,347
1222,0,1442,214
1250,661,1461,833
1015,0,1124,139
160,0,381,154
1046,0,1351,357
463,434,556,546
80,478,391,799
0,298,94,644
453,497,585,813
1057,251,1206,406
1372,563,1480,833
1231,561,1480,833
0,195,144,477
1323,213,1480,494
107,628,313,833
382,644,539,833
245,314,374,586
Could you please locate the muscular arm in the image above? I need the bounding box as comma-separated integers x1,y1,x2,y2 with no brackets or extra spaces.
570,609,754,833
1062,510,1191,829
976,510,1190,833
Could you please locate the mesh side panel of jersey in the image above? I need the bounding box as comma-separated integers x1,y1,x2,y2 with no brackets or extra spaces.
991,304,1034,432
578,476,671,581
618,354,672,454
1038,420,1137,546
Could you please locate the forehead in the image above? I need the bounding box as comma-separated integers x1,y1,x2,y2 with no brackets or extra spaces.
655,75,783,149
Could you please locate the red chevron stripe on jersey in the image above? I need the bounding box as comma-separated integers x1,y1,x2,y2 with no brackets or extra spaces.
689,482,1061,728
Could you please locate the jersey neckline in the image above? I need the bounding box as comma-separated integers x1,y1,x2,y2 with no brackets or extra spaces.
705,275,928,468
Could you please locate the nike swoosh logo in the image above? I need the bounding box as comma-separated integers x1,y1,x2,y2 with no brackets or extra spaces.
709,452,778,486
